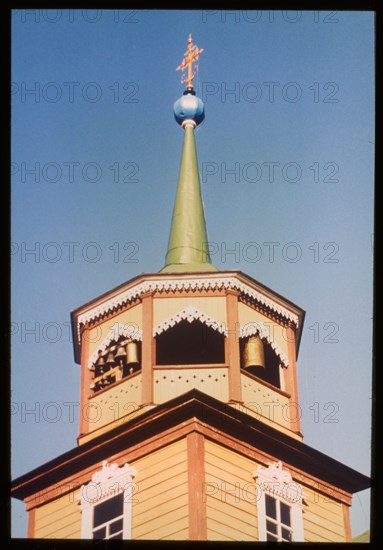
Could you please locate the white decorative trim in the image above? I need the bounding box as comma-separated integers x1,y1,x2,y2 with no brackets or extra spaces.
76,276,299,345
253,461,305,542
87,322,142,370
77,460,137,539
240,324,289,368
153,306,228,336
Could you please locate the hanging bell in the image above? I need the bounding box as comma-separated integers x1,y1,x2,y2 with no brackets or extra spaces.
243,335,265,369
115,343,127,364
96,352,105,368
126,340,139,365
105,350,115,367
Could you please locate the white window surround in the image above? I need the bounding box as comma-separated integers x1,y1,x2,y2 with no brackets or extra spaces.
77,461,137,539
253,461,305,542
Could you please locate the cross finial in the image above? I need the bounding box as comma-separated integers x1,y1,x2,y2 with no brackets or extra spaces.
176,34,204,91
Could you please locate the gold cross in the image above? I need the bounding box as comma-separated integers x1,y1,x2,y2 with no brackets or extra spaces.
176,34,204,91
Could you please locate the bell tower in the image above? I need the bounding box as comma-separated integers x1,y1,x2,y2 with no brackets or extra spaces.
11,36,369,541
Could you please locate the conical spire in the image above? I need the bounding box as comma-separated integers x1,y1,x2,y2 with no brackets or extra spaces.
160,35,218,274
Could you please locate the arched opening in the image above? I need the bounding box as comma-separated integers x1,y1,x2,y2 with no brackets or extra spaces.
240,337,281,388
90,336,142,393
156,319,225,365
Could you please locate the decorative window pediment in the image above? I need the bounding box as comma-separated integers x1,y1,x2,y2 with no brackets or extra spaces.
253,461,305,542
77,460,137,539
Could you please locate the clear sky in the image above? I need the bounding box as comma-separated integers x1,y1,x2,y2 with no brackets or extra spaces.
11,9,374,538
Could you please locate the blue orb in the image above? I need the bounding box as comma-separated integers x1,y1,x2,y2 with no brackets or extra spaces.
173,91,205,126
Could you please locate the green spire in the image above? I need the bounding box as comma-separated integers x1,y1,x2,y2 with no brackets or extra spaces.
161,124,218,273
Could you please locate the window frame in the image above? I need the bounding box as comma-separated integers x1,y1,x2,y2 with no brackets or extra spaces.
253,461,304,542
77,461,137,540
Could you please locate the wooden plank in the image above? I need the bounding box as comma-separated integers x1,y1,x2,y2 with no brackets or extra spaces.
226,290,242,402
36,517,81,539
207,517,257,541
205,438,259,469
303,524,344,543
35,503,79,531
134,482,188,515
136,464,188,497
342,503,352,542
27,509,35,538
206,502,257,535
207,494,257,525
134,493,188,526
136,472,188,504
187,432,206,540
136,452,187,483
207,527,236,541
134,508,189,539
303,512,344,537
141,292,154,405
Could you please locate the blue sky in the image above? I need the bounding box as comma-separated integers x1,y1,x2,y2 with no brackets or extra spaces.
11,10,374,538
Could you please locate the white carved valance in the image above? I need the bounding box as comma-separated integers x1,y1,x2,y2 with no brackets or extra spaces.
76,276,300,345
153,306,228,336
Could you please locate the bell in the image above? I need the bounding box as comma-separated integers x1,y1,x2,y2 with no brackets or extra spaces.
126,340,139,365
115,343,127,364
243,335,265,369
105,350,115,367
96,352,105,368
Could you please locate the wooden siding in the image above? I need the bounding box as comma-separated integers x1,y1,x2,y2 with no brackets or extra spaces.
153,296,227,328
204,439,258,541
132,438,189,540
204,439,348,542
302,484,346,542
85,372,142,434
240,372,292,432
153,367,229,404
34,490,81,539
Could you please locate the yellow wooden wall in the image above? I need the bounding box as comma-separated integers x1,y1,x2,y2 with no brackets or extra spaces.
204,440,259,541
86,373,142,433
301,484,347,542
240,372,291,430
153,367,229,404
34,490,81,539
204,439,348,542
31,436,349,542
132,438,189,540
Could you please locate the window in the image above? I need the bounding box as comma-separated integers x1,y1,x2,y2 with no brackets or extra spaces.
253,461,304,542
92,493,124,539
264,494,293,541
77,461,137,540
